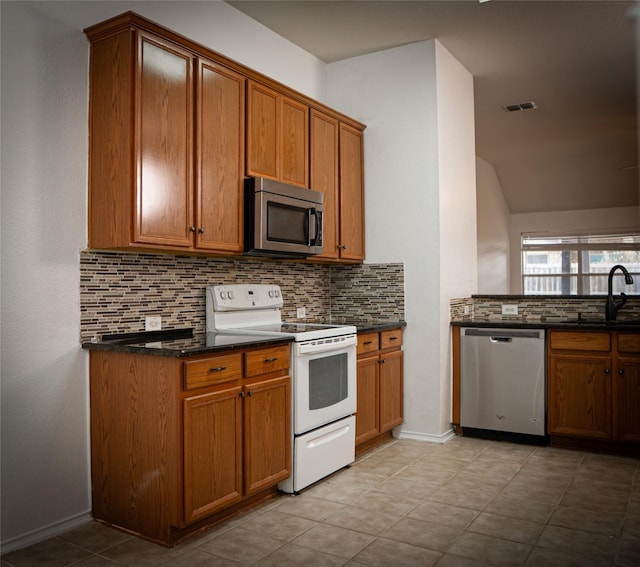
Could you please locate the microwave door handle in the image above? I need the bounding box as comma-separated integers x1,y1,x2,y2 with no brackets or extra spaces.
307,208,317,246
313,210,322,247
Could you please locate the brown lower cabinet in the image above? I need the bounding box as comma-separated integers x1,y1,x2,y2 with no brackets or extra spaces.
89,343,291,545
355,328,404,451
548,330,640,451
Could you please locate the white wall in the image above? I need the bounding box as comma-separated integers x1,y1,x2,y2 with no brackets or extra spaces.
326,40,476,440
435,42,477,433
477,157,511,293
0,0,325,551
509,206,640,293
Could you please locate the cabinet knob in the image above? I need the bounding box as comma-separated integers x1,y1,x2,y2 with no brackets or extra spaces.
618,369,624,375
380,359,386,364
605,368,611,374
239,391,245,398
247,390,253,397
189,226,196,232
198,227,205,234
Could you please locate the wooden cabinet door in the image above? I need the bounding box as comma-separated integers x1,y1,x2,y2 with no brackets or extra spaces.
615,357,640,443
547,355,612,440
356,355,379,444
247,81,309,187
196,59,245,253
281,97,309,187
183,386,243,523
339,123,365,260
246,81,279,180
311,110,340,260
243,376,291,495
135,33,194,247
379,349,404,433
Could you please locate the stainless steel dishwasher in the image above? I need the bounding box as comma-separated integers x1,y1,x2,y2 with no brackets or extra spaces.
460,327,546,442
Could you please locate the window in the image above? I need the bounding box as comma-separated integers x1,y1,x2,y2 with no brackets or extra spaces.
521,231,640,295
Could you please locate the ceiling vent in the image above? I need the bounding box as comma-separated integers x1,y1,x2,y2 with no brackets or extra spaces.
503,101,537,112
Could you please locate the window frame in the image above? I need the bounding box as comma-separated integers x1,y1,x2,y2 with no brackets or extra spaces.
521,230,640,296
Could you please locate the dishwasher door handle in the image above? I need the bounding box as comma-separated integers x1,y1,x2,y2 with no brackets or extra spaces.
462,328,544,340
490,337,512,343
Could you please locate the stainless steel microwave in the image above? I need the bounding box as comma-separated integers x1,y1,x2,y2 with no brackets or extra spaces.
244,177,323,258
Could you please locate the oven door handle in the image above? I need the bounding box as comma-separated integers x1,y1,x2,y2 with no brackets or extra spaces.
296,335,357,355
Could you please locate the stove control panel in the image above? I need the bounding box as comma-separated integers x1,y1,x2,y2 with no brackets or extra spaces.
208,284,283,311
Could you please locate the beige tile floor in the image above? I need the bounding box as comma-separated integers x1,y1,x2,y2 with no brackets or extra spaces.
2,436,639,566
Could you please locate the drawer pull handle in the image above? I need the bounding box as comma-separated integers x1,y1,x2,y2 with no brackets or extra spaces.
389,337,398,341
363,341,373,345
209,366,227,373
264,357,278,363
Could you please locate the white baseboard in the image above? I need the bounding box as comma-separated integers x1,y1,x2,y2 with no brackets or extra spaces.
1,511,93,555
395,427,456,444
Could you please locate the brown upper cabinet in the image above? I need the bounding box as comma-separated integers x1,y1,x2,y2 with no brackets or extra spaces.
196,59,246,253
311,112,365,261
247,81,309,187
85,12,365,262
338,123,366,261
310,110,340,259
87,25,245,254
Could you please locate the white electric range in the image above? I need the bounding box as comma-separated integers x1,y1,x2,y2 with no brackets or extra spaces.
206,284,357,493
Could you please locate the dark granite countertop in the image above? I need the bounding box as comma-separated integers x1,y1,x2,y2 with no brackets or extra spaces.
451,319,640,331
81,321,407,357
332,319,407,333
82,328,294,357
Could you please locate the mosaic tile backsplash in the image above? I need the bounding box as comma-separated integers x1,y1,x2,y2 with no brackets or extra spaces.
79,251,405,341
330,263,404,323
450,295,640,323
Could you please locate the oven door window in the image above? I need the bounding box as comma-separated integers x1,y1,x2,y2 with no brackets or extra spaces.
308,353,349,409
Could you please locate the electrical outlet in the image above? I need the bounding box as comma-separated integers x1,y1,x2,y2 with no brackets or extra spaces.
501,304,519,316
145,316,162,331
463,305,470,316
296,307,306,319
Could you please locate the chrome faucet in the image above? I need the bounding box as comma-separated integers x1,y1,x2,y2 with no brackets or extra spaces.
605,264,634,321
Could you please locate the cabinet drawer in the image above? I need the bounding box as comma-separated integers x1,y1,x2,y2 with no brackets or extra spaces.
244,345,290,378
549,331,611,352
358,333,379,355
380,329,403,350
617,334,640,354
184,353,243,390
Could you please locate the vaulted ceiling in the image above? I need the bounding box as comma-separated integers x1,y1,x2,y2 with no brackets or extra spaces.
227,0,638,214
